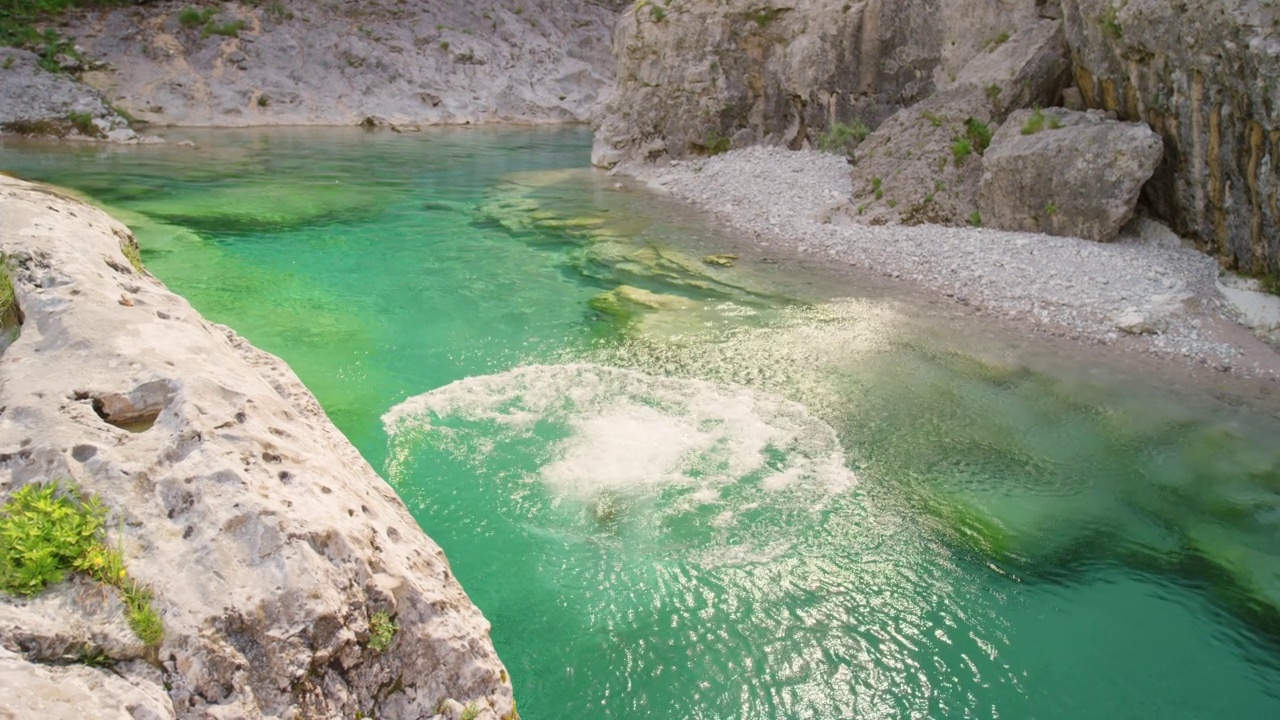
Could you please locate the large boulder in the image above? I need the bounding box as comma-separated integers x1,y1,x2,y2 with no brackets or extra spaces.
0,48,140,142
840,18,1069,225
978,108,1163,241
0,176,515,719
593,0,1052,167
1059,0,1280,274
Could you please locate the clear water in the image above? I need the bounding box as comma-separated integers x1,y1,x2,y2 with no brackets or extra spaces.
5,127,1280,719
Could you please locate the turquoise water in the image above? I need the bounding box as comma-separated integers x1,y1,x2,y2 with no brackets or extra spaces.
5,127,1280,718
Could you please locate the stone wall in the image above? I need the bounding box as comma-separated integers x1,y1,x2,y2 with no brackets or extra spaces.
1060,0,1280,274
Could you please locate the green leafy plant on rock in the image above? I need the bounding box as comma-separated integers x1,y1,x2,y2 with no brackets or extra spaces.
368,610,398,652
1,256,18,331
703,129,731,156
1021,107,1046,135
0,481,163,648
950,136,972,166
963,118,992,154
969,210,982,227
817,120,869,156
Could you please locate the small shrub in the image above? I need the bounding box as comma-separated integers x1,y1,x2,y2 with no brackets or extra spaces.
0,482,105,596
951,136,972,166
648,4,666,22
984,31,1010,51
2,56,14,70
963,118,992,154
439,40,449,51
920,109,944,127
257,94,269,107
369,610,398,652
264,2,293,21
1021,107,1046,135
1048,115,1064,130
887,199,898,208
177,8,205,28
1044,202,1058,216
871,177,883,200
969,210,982,227
203,19,245,38
0,481,163,647
817,120,869,155
460,703,480,720
1,258,17,330
704,129,731,155
985,83,1002,109
1100,5,1123,38
120,237,145,274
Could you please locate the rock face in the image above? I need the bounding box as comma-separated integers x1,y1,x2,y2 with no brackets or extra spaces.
841,18,1068,226
59,0,624,127
978,108,1163,240
1059,0,1280,274
592,0,1054,167
0,176,514,719
0,48,145,142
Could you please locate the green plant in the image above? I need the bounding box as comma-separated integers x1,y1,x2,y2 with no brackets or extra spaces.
1044,202,1058,216
704,129,731,155
887,199,898,208
120,236,145,273
817,120,869,155
984,31,1010,51
203,19,245,38
951,136,972,166
1021,107,1046,135
513,6,523,15
264,2,292,21
66,111,96,136
920,109,944,127
969,210,982,227
963,118,992,154
460,703,480,720
985,83,1002,109
368,610,398,652
1048,115,1064,130
0,482,106,595
2,55,13,69
1100,4,1123,38
871,177,883,200
439,40,449,51
0,481,162,647
1,256,17,330
177,7,208,27
648,3,666,22
257,94,269,107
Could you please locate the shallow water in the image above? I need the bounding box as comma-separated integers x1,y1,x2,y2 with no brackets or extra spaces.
5,127,1280,718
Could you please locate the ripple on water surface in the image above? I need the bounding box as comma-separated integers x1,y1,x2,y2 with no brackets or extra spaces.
384,363,1025,718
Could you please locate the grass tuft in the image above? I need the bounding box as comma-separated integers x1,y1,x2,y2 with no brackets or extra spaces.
368,610,398,652
817,120,869,156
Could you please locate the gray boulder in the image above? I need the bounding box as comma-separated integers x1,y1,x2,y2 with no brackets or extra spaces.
840,19,1069,226
0,48,138,141
978,108,1163,241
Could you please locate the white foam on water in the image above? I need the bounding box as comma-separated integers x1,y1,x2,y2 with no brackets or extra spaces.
383,363,855,502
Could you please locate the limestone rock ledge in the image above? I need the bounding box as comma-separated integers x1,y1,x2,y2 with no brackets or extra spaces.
0,175,514,719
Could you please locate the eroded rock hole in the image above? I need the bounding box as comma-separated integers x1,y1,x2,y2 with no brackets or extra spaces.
91,380,172,432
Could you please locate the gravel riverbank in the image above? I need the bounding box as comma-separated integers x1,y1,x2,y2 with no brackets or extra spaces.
617,146,1280,379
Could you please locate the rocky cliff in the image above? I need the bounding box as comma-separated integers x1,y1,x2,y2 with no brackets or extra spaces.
0,175,514,719
595,0,1280,280
592,0,1055,165
1060,0,1280,275
1,0,626,131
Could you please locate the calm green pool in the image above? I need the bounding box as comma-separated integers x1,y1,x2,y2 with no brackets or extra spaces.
5,127,1280,718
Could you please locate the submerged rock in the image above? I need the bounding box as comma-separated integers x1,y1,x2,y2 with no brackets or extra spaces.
0,176,514,718
978,108,1162,241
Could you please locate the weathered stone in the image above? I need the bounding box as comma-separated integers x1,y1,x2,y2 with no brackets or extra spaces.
840,19,1069,226
0,175,515,719
978,108,1162,241
57,0,624,128
1059,0,1280,275
0,49,135,141
593,0,1051,167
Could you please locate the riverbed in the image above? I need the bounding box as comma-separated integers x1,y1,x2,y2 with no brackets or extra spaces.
4,126,1279,719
